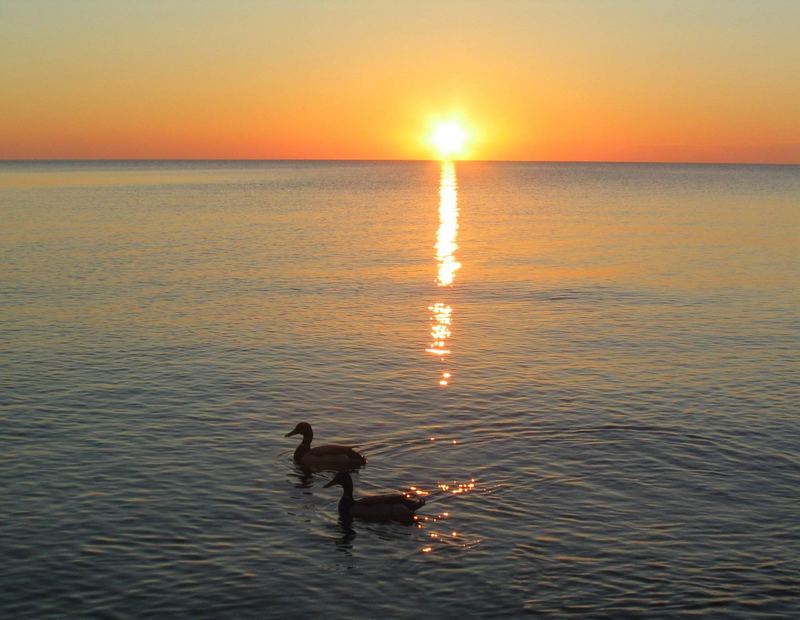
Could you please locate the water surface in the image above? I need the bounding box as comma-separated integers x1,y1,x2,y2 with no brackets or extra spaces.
1,160,798,617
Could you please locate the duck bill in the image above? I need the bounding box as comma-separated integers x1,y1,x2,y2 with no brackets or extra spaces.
285,430,298,437
323,479,336,488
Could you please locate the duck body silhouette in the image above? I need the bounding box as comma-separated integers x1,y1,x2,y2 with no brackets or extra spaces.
286,422,366,472
324,471,425,523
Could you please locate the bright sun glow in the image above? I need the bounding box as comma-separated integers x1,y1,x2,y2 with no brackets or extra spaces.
431,121,468,159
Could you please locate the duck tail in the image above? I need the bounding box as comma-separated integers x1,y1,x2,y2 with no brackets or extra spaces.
347,448,367,466
406,497,425,511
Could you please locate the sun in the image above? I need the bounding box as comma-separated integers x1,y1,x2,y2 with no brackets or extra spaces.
430,121,468,160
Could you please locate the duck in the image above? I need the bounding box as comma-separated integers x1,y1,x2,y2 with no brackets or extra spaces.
285,422,366,472
324,471,425,523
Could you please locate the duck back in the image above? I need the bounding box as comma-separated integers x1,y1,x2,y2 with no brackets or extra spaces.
347,493,425,522
297,444,366,471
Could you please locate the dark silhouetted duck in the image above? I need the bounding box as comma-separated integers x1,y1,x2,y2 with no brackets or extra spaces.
324,471,425,522
285,422,366,472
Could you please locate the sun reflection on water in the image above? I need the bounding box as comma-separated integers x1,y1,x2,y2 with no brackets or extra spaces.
435,162,460,286
427,161,460,385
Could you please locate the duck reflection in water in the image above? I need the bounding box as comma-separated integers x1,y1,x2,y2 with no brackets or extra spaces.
288,468,314,489
334,519,357,554
324,471,426,524
285,422,367,473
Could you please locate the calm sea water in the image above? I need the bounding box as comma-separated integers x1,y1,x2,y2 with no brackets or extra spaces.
1,161,798,618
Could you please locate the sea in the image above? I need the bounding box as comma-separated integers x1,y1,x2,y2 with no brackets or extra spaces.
1,160,798,618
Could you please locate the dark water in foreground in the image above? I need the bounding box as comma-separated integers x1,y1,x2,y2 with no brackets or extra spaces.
1,161,798,618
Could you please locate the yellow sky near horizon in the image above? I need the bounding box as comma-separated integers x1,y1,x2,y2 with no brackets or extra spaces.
1,0,798,162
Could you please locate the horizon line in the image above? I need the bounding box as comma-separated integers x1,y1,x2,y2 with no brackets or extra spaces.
1,158,798,166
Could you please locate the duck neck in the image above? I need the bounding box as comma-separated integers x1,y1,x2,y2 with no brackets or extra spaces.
339,476,354,501
294,443,310,461
293,429,312,460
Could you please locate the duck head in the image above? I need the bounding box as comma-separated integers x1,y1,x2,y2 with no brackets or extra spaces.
323,471,352,488
285,422,313,443
323,471,354,498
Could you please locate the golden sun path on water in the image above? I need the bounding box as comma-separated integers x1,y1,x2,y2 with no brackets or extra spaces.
426,161,460,386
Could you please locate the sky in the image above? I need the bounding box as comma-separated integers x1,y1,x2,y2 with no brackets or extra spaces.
1,0,798,162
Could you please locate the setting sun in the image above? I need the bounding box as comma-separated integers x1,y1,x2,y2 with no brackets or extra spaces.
430,121,469,160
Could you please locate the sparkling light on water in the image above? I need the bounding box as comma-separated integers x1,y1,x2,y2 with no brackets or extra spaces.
428,161,460,385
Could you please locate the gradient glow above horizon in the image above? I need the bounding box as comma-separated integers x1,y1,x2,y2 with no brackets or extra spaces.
1,0,798,163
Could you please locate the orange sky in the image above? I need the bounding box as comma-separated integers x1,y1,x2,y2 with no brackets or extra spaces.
1,1,798,162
